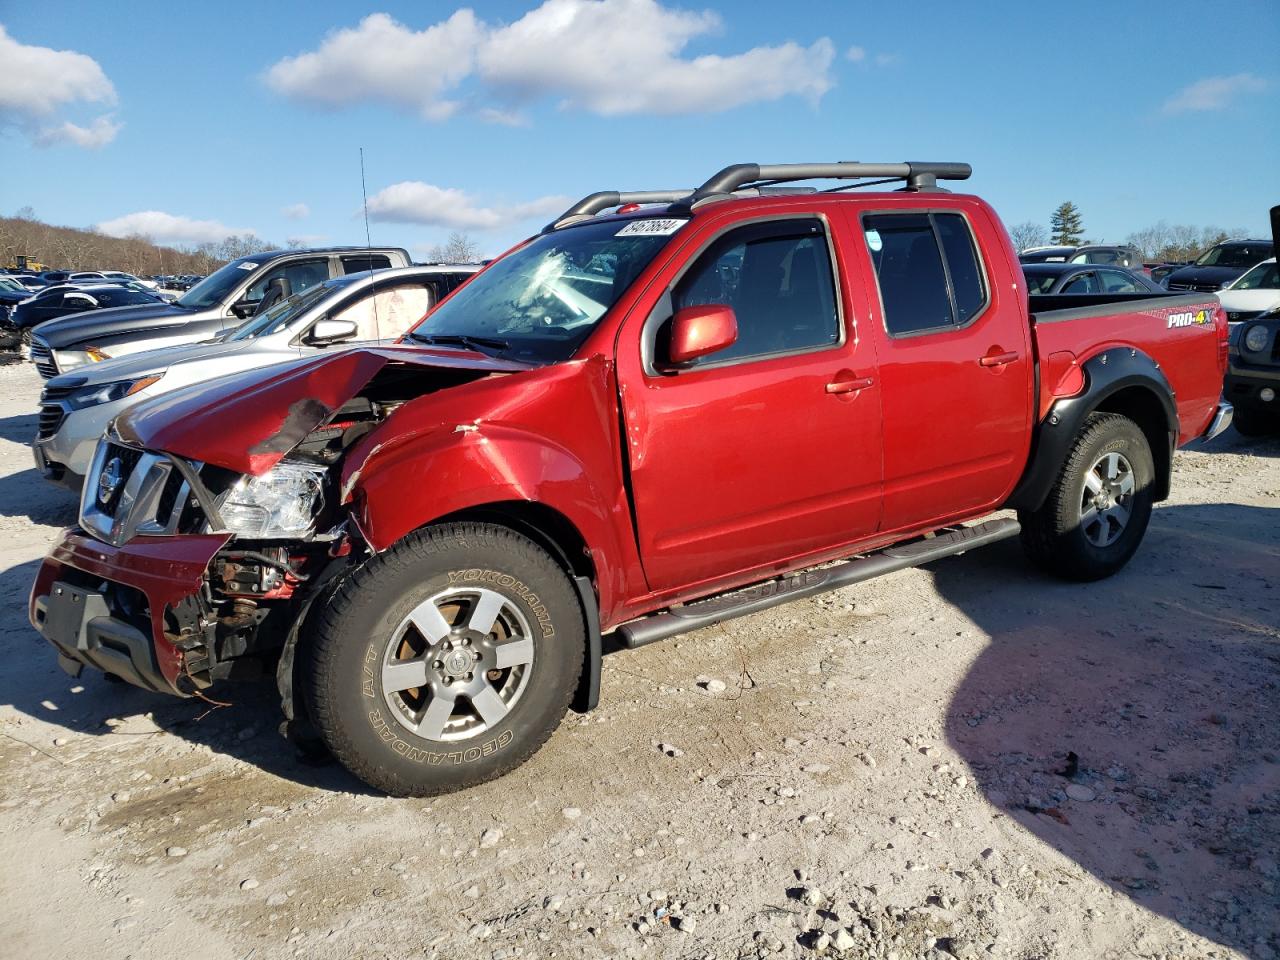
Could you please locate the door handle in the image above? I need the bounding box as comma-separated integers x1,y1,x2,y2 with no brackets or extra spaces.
826,376,875,394
979,350,1018,368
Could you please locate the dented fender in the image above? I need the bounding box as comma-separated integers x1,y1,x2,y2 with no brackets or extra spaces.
340,357,645,623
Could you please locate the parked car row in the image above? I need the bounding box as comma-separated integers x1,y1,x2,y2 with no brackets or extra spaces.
18,160,1237,800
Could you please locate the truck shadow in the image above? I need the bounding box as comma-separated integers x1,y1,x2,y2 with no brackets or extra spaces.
0,466,79,524
930,502,1280,958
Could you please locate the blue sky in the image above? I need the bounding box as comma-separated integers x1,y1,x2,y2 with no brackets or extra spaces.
1,0,1277,260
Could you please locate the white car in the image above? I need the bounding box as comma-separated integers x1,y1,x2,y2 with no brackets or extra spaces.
1218,257,1279,326
33,263,479,490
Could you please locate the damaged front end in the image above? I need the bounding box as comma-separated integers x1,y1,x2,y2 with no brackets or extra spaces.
29,347,523,701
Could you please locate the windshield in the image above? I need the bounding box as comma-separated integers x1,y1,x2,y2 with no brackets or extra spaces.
178,257,262,310
226,282,338,340
408,218,682,363
1232,261,1279,290
1194,243,1269,269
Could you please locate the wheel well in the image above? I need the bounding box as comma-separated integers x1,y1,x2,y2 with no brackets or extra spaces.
1093,385,1173,501
429,501,596,583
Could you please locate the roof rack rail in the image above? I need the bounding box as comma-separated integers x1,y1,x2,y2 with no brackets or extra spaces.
545,160,972,231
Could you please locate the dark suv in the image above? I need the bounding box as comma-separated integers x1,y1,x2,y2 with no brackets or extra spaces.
1163,239,1272,293
1225,311,1280,435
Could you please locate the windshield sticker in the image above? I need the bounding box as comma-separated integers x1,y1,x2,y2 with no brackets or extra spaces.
616,219,686,237
238,262,258,271
865,229,883,253
1167,308,1212,329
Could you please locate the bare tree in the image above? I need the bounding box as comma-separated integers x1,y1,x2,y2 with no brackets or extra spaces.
1008,221,1049,253
427,232,481,262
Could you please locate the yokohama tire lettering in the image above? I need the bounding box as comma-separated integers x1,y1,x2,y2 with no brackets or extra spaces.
449,568,556,637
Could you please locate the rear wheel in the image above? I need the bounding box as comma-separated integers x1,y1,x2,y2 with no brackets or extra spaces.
306,522,584,796
1019,413,1155,581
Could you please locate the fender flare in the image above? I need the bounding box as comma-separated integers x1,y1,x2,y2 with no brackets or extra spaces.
1005,348,1178,513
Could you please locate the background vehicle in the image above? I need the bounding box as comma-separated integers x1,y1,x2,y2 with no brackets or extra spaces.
1065,245,1146,270
1218,258,1279,325
1022,263,1166,295
29,160,1229,798
28,247,410,378
1225,311,1280,435
1019,245,1077,263
13,284,166,332
1163,239,1272,292
33,264,480,490
100,271,159,290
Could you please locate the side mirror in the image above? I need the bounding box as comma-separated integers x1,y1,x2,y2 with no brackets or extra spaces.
230,297,256,319
667,304,738,365
307,318,359,345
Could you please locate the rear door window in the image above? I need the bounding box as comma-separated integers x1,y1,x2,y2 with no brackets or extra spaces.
1098,270,1143,293
1061,271,1099,293
341,254,393,275
864,212,988,336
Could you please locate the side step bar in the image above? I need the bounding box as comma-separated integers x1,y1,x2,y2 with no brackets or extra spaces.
617,518,1020,649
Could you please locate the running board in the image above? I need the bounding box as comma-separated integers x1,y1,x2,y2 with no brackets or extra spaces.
617,518,1020,649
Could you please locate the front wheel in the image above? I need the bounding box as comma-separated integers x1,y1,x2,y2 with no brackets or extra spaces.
1019,412,1155,582
306,523,585,796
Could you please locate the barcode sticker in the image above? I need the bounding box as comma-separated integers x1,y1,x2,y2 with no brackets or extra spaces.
616,219,686,237
238,262,258,271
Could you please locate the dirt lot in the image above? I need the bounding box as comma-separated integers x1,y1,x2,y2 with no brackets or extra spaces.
0,360,1277,960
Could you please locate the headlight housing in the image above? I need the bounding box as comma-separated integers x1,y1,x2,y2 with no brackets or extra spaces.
219,461,328,539
53,346,112,371
65,375,162,410
1243,324,1270,353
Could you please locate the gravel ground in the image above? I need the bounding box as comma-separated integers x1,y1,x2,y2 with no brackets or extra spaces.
0,360,1277,960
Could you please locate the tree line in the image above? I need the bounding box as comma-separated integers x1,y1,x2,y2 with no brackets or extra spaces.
0,207,279,276
1008,202,1251,263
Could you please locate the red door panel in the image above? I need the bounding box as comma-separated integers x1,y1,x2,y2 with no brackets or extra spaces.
616,214,884,594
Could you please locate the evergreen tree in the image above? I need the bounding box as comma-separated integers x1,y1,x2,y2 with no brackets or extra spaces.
1050,202,1085,246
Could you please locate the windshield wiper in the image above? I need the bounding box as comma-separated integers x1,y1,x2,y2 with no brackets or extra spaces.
409,333,511,354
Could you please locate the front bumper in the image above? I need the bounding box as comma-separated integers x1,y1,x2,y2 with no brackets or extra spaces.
1225,367,1280,410
30,529,231,695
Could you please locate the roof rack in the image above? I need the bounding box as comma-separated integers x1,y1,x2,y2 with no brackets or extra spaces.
545,160,972,231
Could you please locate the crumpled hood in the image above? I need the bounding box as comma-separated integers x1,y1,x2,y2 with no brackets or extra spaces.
114,345,534,475
30,301,197,343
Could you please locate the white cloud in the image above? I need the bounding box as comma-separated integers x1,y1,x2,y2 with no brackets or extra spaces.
263,1,835,119
96,211,256,246
32,114,120,149
0,25,116,116
478,0,833,115
281,202,310,220
1162,73,1267,114
264,11,481,121
846,45,866,63
366,181,569,229
0,26,120,149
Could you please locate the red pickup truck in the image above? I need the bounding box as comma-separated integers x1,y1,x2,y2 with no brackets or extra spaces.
30,161,1232,796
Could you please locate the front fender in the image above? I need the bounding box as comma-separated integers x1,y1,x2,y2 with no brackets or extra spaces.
340,358,641,620
1006,348,1178,512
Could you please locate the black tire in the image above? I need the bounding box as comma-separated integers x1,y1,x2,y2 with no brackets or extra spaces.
1018,412,1155,582
306,522,584,797
1231,402,1280,437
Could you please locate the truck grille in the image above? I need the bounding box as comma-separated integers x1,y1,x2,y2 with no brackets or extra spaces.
30,337,57,378
79,440,199,546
